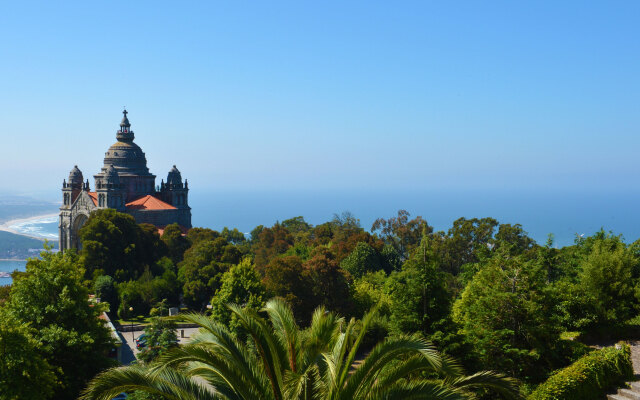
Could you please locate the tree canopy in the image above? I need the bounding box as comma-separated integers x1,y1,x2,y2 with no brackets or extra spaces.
6,250,115,399
81,299,521,400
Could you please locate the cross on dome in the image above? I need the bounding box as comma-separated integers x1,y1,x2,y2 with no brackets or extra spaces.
120,109,131,128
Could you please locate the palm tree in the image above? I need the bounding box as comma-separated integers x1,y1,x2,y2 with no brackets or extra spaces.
81,299,522,400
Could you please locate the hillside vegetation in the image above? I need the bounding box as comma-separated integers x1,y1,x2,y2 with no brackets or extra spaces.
0,230,55,259
2,208,640,399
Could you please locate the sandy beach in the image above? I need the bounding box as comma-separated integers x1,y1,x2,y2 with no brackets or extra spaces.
0,213,59,240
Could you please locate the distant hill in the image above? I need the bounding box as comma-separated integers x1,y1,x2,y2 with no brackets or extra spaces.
0,230,55,259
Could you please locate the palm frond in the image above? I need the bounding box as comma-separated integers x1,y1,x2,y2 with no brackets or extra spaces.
228,303,285,400
340,336,441,400
446,370,523,400
156,344,268,400
80,365,220,400
264,297,302,372
370,380,469,400
335,304,381,389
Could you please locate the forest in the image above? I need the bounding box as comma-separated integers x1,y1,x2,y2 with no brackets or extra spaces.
0,208,637,399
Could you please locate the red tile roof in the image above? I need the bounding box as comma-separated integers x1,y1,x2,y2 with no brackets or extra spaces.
125,195,176,211
88,192,98,206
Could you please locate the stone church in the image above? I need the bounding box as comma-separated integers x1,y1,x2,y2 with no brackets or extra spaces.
59,110,192,250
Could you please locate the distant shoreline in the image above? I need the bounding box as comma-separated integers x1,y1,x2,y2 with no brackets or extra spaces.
0,213,59,241
0,259,27,261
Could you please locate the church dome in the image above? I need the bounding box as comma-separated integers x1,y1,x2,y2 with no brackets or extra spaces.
104,141,150,174
68,165,83,184
167,165,182,185
102,110,152,176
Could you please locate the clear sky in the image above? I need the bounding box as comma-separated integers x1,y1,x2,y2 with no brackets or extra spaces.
1,1,639,197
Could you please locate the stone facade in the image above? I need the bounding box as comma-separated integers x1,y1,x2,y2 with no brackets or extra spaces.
59,110,192,250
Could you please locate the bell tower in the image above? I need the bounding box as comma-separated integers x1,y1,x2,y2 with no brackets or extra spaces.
160,165,191,227
96,164,126,211
62,165,85,207
161,165,189,207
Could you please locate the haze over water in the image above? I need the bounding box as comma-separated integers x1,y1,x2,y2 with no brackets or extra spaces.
191,188,640,248
3,186,638,286
8,187,640,248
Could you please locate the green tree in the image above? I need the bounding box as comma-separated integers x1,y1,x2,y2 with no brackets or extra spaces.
311,222,334,245
210,258,266,333
137,316,179,364
387,251,452,338
161,223,190,264
340,241,386,279
94,274,118,312
221,226,247,245
351,270,392,318
453,250,560,382
117,279,149,318
569,233,637,329
150,299,170,317
150,257,181,307
282,216,312,234
283,242,312,261
432,217,499,275
327,213,383,264
186,227,220,245
493,223,536,255
81,299,521,400
0,309,57,400
262,255,314,320
371,209,432,259
303,247,351,317
0,284,10,305
178,237,241,310
139,223,169,266
252,222,294,269
7,250,114,399
80,209,165,281
249,224,264,244
330,211,363,241
381,243,402,272
281,216,313,244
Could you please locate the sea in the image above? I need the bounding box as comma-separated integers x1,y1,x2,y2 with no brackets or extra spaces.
0,215,58,286
0,260,27,286
189,188,640,248
2,188,640,285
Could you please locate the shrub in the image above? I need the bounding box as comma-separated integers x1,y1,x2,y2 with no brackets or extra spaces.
529,344,633,400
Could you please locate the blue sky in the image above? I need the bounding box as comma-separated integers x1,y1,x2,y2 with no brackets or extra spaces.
1,1,639,197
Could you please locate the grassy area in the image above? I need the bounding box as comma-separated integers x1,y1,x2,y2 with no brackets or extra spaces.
115,314,190,326
115,315,153,326
560,331,581,341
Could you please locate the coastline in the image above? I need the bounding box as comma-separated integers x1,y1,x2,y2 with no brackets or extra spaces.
0,213,59,241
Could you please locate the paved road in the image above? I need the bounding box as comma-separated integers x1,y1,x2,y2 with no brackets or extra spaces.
118,327,201,365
